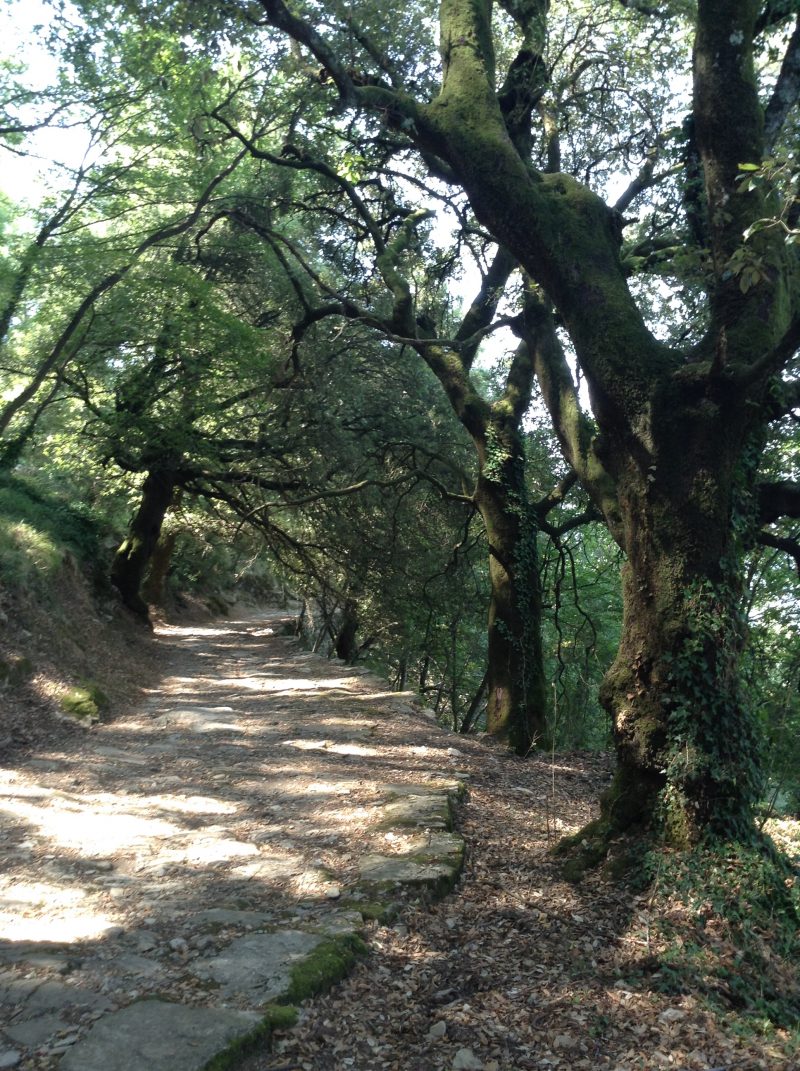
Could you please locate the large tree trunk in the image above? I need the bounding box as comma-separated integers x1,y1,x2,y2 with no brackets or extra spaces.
475,443,548,754
111,465,178,623
597,399,762,844
260,0,799,838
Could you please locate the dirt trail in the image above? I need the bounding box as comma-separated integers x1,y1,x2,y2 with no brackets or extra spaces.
0,609,469,1070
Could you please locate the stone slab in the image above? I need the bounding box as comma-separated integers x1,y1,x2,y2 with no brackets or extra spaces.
59,1000,262,1071
1,979,111,1015
380,794,452,829
191,909,276,929
358,854,457,885
192,930,322,1003
358,830,465,889
4,1013,69,1046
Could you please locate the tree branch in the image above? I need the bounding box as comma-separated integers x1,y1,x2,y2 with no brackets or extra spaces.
453,246,517,371
514,287,622,537
257,0,359,105
764,16,800,153
0,150,247,438
756,530,800,577
758,480,800,523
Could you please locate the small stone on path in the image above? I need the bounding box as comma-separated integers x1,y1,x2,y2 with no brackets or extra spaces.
453,1048,484,1070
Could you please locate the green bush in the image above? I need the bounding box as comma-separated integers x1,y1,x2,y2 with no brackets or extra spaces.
0,474,111,591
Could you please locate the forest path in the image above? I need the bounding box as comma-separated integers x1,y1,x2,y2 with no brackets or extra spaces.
0,609,471,1071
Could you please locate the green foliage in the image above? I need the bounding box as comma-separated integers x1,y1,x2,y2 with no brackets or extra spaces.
541,521,621,749
628,843,800,1032
0,473,113,593
662,576,763,845
747,548,800,818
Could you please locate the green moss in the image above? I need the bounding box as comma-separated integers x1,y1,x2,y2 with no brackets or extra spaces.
345,899,398,923
625,842,800,1033
59,679,110,724
199,1006,298,1071
281,934,368,1005
553,815,620,883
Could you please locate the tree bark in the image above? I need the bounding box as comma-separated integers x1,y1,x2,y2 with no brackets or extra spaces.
474,421,548,753
142,529,178,606
259,0,800,839
597,404,762,843
111,465,178,623
334,598,360,662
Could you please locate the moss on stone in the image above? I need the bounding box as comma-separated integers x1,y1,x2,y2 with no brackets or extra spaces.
342,898,398,923
282,933,368,1005
59,679,110,723
553,815,617,883
199,1006,298,1071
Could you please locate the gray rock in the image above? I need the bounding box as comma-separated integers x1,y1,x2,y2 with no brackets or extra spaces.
380,794,452,829
22,980,112,1014
188,934,214,951
4,1012,69,1046
59,1001,262,1071
130,931,158,952
193,930,321,1003
0,1051,21,1069
453,1049,483,1070
113,953,165,979
358,831,465,891
190,908,275,929
16,952,69,972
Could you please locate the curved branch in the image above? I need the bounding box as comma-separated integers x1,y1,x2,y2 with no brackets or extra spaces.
454,246,517,370
764,17,800,153
756,530,800,577
257,0,359,105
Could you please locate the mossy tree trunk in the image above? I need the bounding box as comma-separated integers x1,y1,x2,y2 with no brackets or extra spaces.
418,0,794,839
475,418,548,753
141,529,178,606
372,222,552,752
595,400,763,844
111,463,179,623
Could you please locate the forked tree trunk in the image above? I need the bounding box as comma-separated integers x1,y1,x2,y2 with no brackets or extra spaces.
111,465,178,623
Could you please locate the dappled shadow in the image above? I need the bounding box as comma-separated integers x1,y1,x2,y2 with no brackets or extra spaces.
0,608,474,1065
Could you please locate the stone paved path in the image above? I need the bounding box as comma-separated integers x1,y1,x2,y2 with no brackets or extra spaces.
0,609,468,1070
